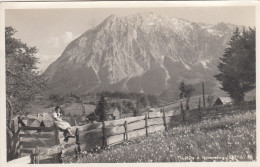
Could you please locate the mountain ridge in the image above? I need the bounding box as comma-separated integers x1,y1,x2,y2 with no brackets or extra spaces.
43,13,241,95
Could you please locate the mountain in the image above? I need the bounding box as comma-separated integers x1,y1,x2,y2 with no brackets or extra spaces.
43,13,240,96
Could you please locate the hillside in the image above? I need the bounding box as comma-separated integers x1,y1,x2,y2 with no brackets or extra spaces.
43,13,241,95
70,109,256,162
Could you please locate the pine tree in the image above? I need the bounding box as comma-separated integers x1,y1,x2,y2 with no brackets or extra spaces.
215,27,255,103
95,94,110,121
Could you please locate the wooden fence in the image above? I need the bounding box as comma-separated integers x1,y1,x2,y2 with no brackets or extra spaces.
8,124,81,164
19,126,60,157
8,101,255,164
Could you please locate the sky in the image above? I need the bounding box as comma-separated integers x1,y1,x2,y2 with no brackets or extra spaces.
5,7,255,72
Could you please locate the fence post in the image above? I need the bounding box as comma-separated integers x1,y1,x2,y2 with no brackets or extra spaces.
74,148,79,160
54,125,60,145
75,128,81,154
30,148,35,164
35,146,40,164
145,115,148,136
102,120,107,148
198,98,202,121
18,144,23,158
31,146,40,164
162,107,167,131
54,125,61,163
202,82,206,108
58,151,63,163
124,121,128,141
181,102,185,123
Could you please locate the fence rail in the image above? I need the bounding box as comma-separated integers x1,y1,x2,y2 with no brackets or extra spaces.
19,126,55,131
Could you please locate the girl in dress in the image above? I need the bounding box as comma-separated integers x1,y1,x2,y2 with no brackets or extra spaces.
53,106,75,141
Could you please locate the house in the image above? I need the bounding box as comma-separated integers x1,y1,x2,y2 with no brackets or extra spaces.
26,112,54,127
41,119,54,127
213,97,233,106
108,107,121,120
27,118,41,127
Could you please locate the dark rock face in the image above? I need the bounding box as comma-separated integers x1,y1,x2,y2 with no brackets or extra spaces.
43,13,240,95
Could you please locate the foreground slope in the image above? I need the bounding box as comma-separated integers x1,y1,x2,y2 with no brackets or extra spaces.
66,109,255,162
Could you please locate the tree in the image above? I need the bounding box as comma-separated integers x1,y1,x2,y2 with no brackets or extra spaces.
133,108,141,117
138,95,150,108
48,94,64,104
87,112,99,123
147,95,160,107
178,81,195,110
207,94,215,107
6,26,48,160
136,100,144,109
215,27,255,103
95,94,110,121
184,84,195,110
6,26,48,126
126,101,135,110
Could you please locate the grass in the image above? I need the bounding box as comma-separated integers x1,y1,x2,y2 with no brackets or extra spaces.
63,109,256,163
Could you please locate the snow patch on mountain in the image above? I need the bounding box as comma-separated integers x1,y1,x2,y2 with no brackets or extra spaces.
201,60,210,69
179,58,191,70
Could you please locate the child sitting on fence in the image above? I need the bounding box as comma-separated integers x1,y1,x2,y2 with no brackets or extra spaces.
53,106,75,142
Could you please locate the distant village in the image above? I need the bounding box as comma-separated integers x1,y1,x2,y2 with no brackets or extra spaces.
19,92,235,129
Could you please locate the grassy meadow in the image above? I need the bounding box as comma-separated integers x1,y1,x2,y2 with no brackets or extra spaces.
63,109,256,163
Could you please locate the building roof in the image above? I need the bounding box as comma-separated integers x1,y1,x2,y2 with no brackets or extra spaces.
218,97,232,103
27,115,38,120
27,119,41,127
214,97,233,105
41,119,54,127
26,112,54,127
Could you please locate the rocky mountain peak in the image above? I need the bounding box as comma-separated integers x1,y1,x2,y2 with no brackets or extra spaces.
43,13,239,95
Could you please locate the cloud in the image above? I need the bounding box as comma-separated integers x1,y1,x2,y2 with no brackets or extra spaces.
62,32,74,43
48,31,79,49
35,53,60,73
38,32,80,72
